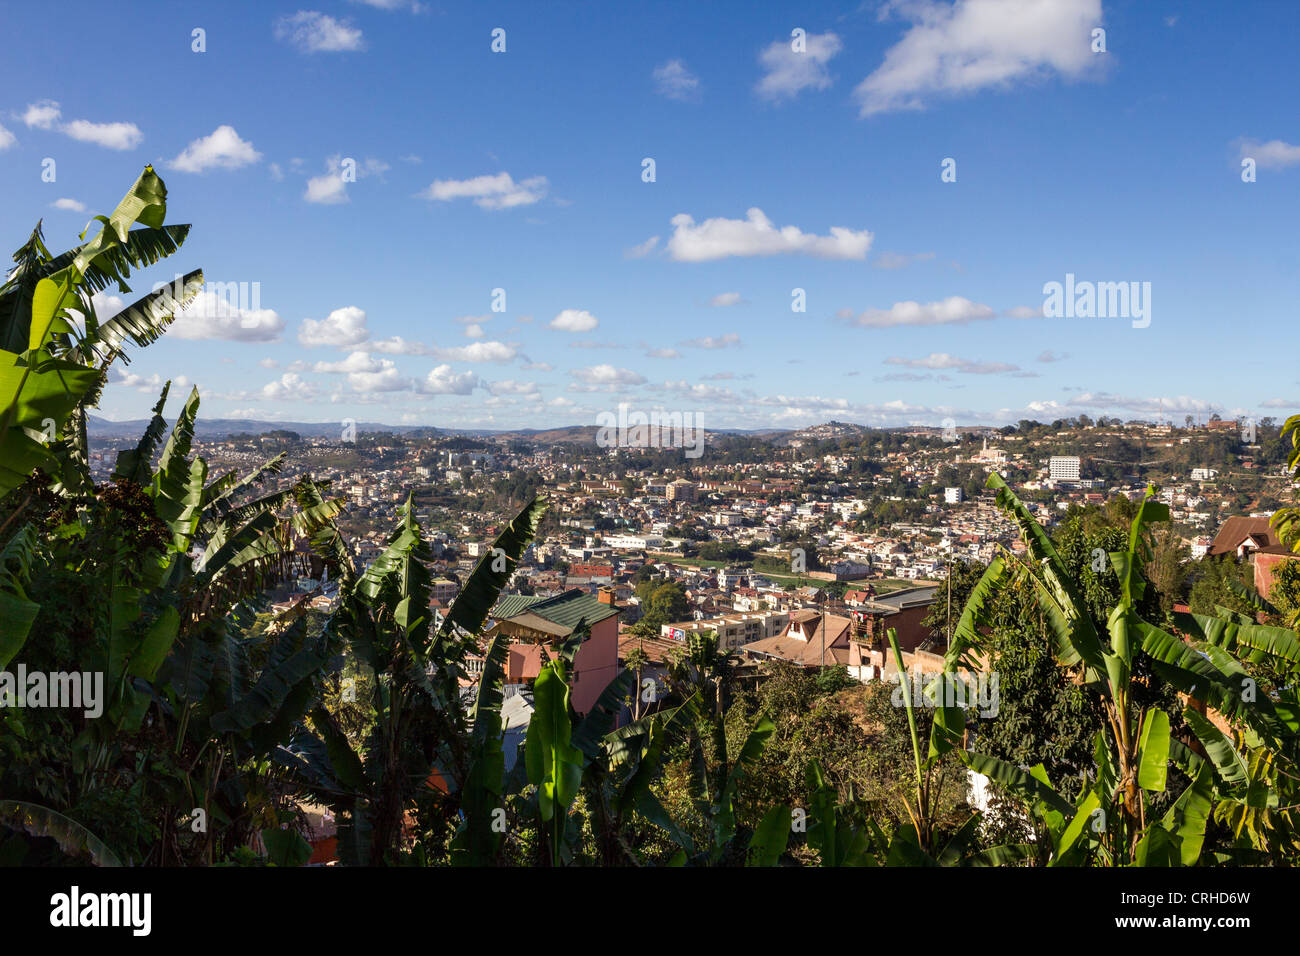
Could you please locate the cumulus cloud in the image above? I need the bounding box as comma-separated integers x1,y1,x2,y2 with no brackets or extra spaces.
21,101,61,130
756,31,842,102
420,172,548,209
62,119,143,150
570,365,647,386
303,155,386,204
261,372,317,401
274,11,364,53
51,198,86,212
421,364,480,395
369,336,430,355
846,296,995,328
855,0,1103,117
430,341,517,363
1238,138,1300,170
311,351,383,374
170,289,285,342
298,306,369,347
708,292,744,307
653,59,701,101
20,99,141,149
665,207,872,261
549,309,600,333
171,125,261,172
0,125,13,150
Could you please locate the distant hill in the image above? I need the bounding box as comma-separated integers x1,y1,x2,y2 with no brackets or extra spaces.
87,415,441,440
84,415,886,444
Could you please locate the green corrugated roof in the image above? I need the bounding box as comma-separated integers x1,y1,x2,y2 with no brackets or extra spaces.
492,589,619,630
493,594,547,619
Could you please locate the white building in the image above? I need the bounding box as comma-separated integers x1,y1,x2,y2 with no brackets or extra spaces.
602,533,665,550
944,487,964,504
1049,456,1082,482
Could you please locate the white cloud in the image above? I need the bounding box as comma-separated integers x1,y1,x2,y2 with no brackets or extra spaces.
51,198,86,212
1261,398,1298,409
489,379,540,396
346,359,407,392
653,59,701,101
420,171,548,210
646,347,681,359
171,125,261,173
170,290,285,342
305,170,348,204
61,118,142,150
625,236,660,259
261,372,317,401
22,100,61,130
464,323,486,338
431,341,517,363
855,0,1103,117
549,309,599,333
298,306,369,347
312,351,385,374
681,333,741,349
708,292,744,307
884,353,1018,374
0,124,13,150
19,99,141,150
570,364,646,386
422,364,479,395
1037,350,1069,363
756,31,842,102
370,336,430,355
847,296,996,328
303,155,384,204
274,11,364,53
665,207,872,261
1239,138,1300,170
258,358,279,369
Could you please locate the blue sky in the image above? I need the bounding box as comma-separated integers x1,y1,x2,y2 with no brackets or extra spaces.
1,0,1297,431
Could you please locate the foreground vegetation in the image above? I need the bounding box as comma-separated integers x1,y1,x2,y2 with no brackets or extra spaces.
3,169,1300,867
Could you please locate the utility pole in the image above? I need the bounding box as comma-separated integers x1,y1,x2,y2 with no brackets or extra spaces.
946,557,952,647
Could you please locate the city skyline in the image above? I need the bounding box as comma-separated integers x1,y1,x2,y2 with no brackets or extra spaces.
2,0,1297,431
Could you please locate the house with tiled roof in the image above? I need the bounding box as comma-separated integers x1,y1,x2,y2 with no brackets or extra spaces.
742,609,852,667
1208,515,1282,561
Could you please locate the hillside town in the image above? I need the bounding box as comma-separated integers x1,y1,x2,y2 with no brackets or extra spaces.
89,413,1297,706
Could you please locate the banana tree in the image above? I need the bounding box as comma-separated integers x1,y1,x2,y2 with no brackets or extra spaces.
932,473,1299,865
0,166,199,503
282,494,548,865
